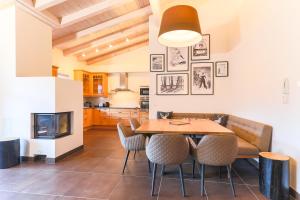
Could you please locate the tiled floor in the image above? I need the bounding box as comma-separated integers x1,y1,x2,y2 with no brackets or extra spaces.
0,128,293,200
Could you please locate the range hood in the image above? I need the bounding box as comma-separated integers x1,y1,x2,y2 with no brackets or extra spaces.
110,72,134,93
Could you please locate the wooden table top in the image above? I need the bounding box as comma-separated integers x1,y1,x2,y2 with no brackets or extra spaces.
136,119,234,135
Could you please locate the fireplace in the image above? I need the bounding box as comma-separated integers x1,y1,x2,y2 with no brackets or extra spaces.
34,112,71,139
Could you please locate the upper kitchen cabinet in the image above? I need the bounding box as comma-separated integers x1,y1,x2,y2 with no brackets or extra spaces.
74,70,108,97
92,73,108,97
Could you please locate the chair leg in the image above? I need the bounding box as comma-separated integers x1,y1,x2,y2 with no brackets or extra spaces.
151,163,157,196
133,150,137,159
199,164,205,197
147,159,152,174
178,164,186,197
227,165,236,197
122,150,130,174
161,165,165,176
192,159,195,178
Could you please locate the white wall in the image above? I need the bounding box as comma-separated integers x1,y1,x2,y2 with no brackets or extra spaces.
227,0,300,192
85,45,150,107
149,15,233,119
52,48,87,79
108,73,149,107
0,3,83,159
87,46,149,73
149,0,300,192
15,5,52,77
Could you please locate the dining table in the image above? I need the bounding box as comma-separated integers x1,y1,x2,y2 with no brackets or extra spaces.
135,118,234,135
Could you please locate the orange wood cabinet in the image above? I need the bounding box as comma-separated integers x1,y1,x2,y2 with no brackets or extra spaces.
91,73,108,97
52,66,59,77
84,108,149,128
83,108,93,128
74,70,108,97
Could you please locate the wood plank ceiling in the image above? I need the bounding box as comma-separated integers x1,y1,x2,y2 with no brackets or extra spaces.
16,0,151,65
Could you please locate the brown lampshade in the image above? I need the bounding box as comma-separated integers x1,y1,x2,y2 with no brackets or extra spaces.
158,5,202,47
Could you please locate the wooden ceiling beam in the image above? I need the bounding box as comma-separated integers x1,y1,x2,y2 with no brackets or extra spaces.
33,0,66,11
86,39,148,65
79,33,148,60
63,22,149,56
53,6,151,47
60,0,135,27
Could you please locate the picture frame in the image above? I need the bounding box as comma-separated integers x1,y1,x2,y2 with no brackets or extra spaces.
190,62,214,95
156,73,189,95
190,34,210,60
150,54,165,72
166,47,189,72
215,61,229,77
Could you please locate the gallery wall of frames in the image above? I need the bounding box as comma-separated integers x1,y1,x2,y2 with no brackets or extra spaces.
150,34,229,95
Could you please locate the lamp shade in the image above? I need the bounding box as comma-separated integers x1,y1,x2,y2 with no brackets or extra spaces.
158,5,202,47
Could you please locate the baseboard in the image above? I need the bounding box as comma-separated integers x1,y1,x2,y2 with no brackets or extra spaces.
246,158,299,199
20,156,34,162
46,145,84,164
21,145,84,164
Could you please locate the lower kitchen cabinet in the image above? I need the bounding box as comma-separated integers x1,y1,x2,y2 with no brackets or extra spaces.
84,108,148,129
83,108,93,128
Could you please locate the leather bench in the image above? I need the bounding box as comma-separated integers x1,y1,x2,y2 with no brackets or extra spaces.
171,113,273,158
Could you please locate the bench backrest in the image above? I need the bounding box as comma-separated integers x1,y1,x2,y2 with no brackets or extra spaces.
226,115,272,152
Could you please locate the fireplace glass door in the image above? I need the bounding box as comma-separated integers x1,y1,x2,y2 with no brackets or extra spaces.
34,112,71,139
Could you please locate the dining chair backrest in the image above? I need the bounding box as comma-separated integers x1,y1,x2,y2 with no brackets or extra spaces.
117,123,134,148
129,118,140,131
146,134,189,165
194,134,238,166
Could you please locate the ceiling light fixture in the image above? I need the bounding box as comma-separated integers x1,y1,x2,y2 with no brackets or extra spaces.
109,44,113,48
95,48,99,53
158,5,202,47
82,53,86,57
126,37,130,42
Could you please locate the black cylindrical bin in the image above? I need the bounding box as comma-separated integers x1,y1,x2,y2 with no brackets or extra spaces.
0,138,20,169
259,152,290,200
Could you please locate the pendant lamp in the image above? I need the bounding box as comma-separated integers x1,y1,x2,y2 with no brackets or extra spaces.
158,5,202,47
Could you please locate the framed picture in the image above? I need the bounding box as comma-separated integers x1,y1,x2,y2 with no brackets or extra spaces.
215,61,229,77
166,47,189,71
156,73,189,95
191,62,214,95
150,54,165,72
190,34,210,60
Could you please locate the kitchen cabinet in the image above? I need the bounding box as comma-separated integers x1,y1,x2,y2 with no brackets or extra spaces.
84,108,149,129
74,70,108,97
92,109,111,126
83,108,93,128
92,73,108,97
52,66,59,77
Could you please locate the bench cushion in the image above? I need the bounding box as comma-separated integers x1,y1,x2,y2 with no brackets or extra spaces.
227,115,272,152
237,137,259,156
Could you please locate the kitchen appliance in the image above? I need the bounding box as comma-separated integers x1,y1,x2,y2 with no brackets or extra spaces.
140,86,149,96
110,72,134,93
140,99,149,110
139,86,149,110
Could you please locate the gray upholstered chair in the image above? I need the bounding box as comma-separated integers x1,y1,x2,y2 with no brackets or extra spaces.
129,118,141,132
117,123,149,174
146,134,189,196
189,134,238,197
129,118,141,158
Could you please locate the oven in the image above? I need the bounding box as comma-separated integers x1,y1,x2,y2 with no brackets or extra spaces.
140,87,149,96
140,99,149,110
